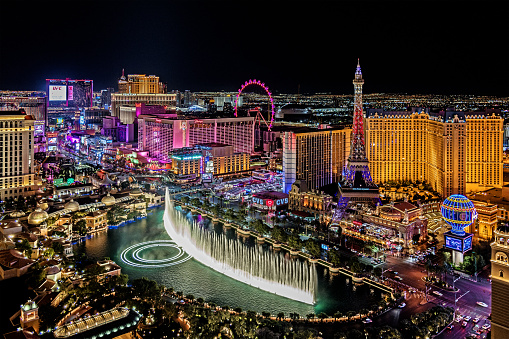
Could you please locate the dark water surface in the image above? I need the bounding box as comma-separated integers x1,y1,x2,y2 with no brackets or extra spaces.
74,208,383,315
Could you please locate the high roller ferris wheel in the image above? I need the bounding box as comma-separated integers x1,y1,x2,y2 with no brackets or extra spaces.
234,79,275,130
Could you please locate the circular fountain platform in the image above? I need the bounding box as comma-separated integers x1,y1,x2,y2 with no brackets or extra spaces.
120,240,192,268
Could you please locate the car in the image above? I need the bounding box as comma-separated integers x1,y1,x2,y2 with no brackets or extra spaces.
476,301,488,307
473,317,481,323
398,303,406,308
473,324,481,334
464,316,472,322
433,291,443,297
393,272,399,275
396,276,403,281
462,321,468,327
455,316,463,323
447,325,454,330
482,324,491,330
362,318,372,324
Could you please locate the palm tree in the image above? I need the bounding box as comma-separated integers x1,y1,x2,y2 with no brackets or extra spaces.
346,310,356,321
317,312,328,322
333,311,343,321
306,313,315,321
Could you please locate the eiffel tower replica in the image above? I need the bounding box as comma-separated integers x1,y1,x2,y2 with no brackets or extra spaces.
331,60,380,224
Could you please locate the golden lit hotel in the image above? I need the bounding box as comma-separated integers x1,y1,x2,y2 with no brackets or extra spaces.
365,108,503,198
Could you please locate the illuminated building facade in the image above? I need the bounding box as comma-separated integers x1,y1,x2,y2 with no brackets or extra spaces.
282,126,350,193
470,200,498,241
0,110,36,200
365,108,503,197
170,144,250,181
110,93,177,118
0,95,46,124
288,180,333,219
118,71,166,94
138,116,254,162
490,224,509,339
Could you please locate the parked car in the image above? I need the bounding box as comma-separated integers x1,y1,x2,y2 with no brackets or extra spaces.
464,316,472,322
398,303,406,308
473,317,481,323
462,321,468,327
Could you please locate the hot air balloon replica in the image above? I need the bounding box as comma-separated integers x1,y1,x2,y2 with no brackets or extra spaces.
441,194,477,265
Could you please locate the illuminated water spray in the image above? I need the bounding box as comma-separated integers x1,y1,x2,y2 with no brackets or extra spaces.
164,190,317,304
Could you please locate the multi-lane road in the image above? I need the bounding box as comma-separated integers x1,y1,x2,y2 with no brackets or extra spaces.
377,254,491,338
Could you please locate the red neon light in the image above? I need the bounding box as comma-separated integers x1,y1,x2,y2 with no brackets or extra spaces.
234,79,275,130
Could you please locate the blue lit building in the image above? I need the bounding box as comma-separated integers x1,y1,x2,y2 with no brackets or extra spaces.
441,194,477,265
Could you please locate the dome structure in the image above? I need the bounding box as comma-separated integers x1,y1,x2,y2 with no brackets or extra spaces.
38,199,49,211
28,208,49,225
441,194,477,236
129,187,143,197
9,211,25,218
101,193,116,206
64,199,80,212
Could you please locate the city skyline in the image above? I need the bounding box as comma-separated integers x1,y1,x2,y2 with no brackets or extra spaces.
0,1,508,96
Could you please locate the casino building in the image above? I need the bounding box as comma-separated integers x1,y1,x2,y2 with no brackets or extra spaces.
138,115,255,161
365,108,503,197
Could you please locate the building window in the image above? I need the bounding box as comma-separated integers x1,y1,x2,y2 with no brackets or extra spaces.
500,270,504,278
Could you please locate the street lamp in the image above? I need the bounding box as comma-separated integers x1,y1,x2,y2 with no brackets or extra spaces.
455,290,470,317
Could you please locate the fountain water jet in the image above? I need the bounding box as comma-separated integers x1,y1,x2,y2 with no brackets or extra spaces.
164,190,317,304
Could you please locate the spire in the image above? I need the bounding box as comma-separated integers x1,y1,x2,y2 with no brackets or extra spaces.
355,59,362,76
120,68,126,81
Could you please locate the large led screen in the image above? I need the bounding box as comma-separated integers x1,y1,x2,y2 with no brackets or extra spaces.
49,85,67,101
445,235,462,252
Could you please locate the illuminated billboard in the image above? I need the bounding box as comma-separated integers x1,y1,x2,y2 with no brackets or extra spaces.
444,231,473,253
49,85,67,101
445,235,462,252
47,79,93,108
34,121,45,136
68,86,74,101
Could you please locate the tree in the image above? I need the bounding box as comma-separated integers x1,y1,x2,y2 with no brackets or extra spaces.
43,248,55,259
271,226,287,243
288,233,302,250
51,241,64,255
261,311,271,318
346,310,356,321
277,312,285,320
74,219,87,236
16,239,32,258
317,312,328,321
329,249,342,267
333,311,343,320
306,313,315,320
351,261,363,274
180,196,189,205
304,239,321,258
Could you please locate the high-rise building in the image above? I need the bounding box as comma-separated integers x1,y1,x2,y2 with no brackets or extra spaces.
118,71,166,94
365,108,503,197
110,93,177,119
0,109,36,200
138,116,255,161
282,126,350,193
490,223,509,339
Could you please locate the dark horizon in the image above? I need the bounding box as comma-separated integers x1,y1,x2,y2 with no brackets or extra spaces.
1,1,508,97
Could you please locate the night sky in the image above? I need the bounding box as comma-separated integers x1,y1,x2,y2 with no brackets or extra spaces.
1,1,508,96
